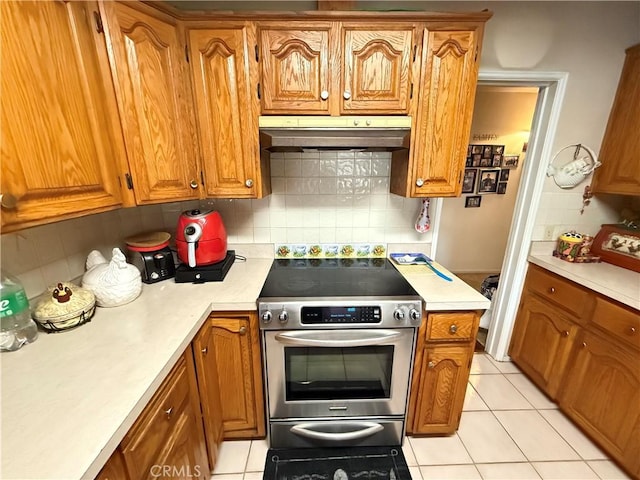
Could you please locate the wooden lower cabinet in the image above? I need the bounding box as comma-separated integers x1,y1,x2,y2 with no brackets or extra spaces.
208,311,266,439
559,330,640,477
408,311,479,435
510,263,640,479
95,449,128,480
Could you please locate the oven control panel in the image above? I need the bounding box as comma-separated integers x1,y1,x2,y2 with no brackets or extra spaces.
301,306,382,324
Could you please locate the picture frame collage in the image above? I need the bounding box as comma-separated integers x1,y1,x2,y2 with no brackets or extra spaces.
463,144,519,208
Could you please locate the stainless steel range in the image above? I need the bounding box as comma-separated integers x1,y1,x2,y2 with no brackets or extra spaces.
257,257,422,448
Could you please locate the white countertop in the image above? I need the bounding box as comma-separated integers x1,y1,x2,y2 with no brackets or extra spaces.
528,254,640,311
0,256,488,480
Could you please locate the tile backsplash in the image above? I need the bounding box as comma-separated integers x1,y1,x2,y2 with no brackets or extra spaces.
1,150,429,298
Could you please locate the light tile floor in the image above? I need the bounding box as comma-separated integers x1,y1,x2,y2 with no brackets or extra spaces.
211,353,632,480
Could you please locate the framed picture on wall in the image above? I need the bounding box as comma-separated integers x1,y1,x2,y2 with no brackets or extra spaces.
492,145,505,155
482,145,493,158
502,155,519,168
471,145,482,155
478,169,500,194
462,169,477,193
465,196,481,208
466,156,473,167
497,182,508,195
472,154,482,167
492,154,503,167
500,169,510,182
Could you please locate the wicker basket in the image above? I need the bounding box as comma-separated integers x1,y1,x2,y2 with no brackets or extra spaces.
32,282,96,333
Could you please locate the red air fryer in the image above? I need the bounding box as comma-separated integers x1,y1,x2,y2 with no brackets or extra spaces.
176,209,227,268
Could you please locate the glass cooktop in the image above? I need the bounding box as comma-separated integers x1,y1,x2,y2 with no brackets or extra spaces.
258,258,419,298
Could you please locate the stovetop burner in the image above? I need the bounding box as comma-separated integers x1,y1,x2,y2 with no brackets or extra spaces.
259,258,418,299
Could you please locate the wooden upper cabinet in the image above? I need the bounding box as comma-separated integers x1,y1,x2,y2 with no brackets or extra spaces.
101,2,201,204
591,43,640,195
1,1,124,232
391,25,483,197
259,23,334,114
341,25,417,114
188,24,268,198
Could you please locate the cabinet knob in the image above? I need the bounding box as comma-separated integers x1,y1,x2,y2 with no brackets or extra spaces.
561,330,569,337
164,407,173,418
449,324,458,334
0,193,17,209
239,326,247,335
343,91,351,100
549,287,556,294
630,327,636,334
189,180,198,189
245,179,254,188
320,90,329,100
201,347,208,354
428,361,435,369
415,178,424,187
582,342,587,348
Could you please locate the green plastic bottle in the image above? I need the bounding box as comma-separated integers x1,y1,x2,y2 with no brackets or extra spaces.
0,271,38,352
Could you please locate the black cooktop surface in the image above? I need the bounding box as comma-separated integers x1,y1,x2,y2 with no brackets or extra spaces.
259,258,419,298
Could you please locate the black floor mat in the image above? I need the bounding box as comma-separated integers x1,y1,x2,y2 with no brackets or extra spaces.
263,446,411,480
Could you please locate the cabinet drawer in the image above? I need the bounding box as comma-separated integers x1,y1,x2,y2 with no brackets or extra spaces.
426,312,476,342
527,265,589,318
591,297,640,350
121,356,190,479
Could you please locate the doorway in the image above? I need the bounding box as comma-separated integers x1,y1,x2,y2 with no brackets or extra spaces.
430,71,569,361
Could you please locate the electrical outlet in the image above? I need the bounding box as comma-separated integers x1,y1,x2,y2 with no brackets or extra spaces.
544,226,555,240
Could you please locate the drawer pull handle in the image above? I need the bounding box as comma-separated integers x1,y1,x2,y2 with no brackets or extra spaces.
239,326,247,335
201,347,208,354
562,330,569,337
449,324,458,334
165,407,173,417
549,287,556,294
630,327,637,334
428,361,435,369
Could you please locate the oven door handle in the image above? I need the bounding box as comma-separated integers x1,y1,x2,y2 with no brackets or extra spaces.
274,329,402,347
290,422,384,442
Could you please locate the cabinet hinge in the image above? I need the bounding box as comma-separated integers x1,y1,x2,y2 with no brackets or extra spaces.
413,44,417,62
200,170,205,186
125,173,134,190
93,11,103,34
255,44,259,62
257,82,261,100
410,83,413,99
185,44,190,63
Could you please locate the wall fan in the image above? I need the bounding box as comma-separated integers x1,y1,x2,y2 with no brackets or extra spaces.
546,144,601,189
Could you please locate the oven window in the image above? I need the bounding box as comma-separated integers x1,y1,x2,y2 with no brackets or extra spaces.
284,346,394,401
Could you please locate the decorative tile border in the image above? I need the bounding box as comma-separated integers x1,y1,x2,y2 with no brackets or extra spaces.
275,243,387,259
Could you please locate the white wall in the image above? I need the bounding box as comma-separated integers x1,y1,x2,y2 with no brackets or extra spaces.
437,87,538,273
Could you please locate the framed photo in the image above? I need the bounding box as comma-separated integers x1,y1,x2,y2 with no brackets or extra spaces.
462,169,477,194
479,157,491,167
482,145,493,158
472,154,482,167
466,156,473,167
471,145,482,155
497,182,508,195
478,169,500,194
492,145,505,155
467,145,472,157
465,195,481,208
500,169,510,182
502,155,519,168
492,154,503,167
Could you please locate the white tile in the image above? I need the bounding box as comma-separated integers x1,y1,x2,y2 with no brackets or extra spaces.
494,411,580,462
337,158,354,176
470,354,501,374
457,411,527,463
242,473,263,480
419,464,481,479
408,435,473,465
539,410,608,460
469,375,533,410
409,466,423,480
586,460,632,479
245,439,269,472
476,462,541,479
505,374,557,409
402,439,418,466
212,440,251,474
486,355,522,374
532,461,599,479
40,259,71,287
284,158,302,177
462,383,490,411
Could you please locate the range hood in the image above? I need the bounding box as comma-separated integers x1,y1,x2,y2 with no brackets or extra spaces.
259,116,411,152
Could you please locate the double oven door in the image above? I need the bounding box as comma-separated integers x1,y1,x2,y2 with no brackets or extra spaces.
263,327,416,446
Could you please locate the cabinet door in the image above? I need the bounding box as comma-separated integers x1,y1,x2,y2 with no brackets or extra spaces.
409,27,481,197
102,2,201,204
413,345,472,434
509,292,578,399
591,44,640,195
210,312,265,438
342,25,416,113
259,24,334,114
192,322,224,470
1,1,124,232
188,25,266,198
559,330,640,476
95,449,129,480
